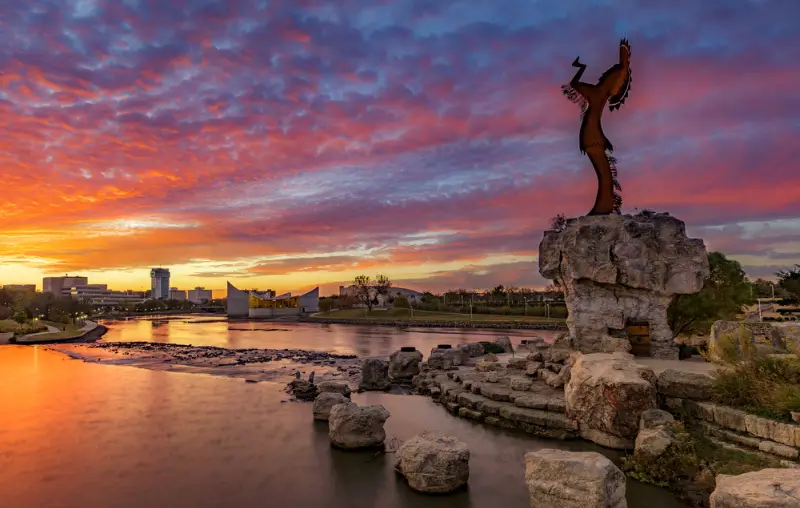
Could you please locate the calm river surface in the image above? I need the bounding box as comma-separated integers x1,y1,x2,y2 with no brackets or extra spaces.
0,346,689,508
98,315,562,357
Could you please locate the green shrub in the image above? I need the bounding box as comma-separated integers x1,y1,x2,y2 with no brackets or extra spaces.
708,328,800,421
621,422,699,487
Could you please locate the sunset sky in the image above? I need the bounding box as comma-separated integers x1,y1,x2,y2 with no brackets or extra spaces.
1,0,799,297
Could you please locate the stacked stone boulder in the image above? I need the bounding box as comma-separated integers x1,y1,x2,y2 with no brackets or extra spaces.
539,212,710,359
394,431,470,493
313,392,350,421
525,449,627,508
428,346,461,371
634,409,677,459
565,352,658,449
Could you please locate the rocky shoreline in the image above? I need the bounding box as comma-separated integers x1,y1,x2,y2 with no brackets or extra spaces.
303,317,568,330
46,341,364,387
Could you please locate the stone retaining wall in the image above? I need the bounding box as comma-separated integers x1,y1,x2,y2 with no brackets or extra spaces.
663,398,800,463
305,317,568,331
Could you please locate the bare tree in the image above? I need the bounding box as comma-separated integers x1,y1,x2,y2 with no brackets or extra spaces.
353,274,392,311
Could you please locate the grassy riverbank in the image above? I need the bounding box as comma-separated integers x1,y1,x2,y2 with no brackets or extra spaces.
312,308,566,324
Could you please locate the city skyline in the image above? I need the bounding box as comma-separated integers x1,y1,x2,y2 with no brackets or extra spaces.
1,0,798,293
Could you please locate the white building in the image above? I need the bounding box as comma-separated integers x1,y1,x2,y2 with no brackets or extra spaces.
339,285,423,306
227,282,318,318
169,288,187,301
64,284,146,306
188,287,212,304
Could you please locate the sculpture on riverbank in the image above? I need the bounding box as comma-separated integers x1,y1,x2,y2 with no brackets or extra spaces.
562,38,632,215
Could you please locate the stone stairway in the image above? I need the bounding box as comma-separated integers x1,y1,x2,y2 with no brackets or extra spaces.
416,365,578,440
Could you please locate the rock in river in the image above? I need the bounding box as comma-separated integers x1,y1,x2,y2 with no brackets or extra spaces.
388,348,424,382
428,347,461,371
317,380,351,398
312,392,349,421
328,402,390,449
525,449,627,508
359,358,390,391
394,431,470,494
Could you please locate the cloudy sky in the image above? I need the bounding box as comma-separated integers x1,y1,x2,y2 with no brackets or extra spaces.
1,0,798,297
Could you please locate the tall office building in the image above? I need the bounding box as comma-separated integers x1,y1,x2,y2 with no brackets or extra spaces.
150,268,170,300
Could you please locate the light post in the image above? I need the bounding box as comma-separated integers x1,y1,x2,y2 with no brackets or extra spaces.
524,297,528,316
470,302,473,322
758,298,763,322
770,283,775,299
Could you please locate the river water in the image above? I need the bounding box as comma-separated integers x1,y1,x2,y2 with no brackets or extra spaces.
97,315,562,357
0,343,688,508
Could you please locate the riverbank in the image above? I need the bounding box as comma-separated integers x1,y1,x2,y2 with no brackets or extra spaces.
13,320,108,345
305,316,568,330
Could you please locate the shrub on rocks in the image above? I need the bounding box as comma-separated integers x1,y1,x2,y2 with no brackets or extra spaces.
394,431,470,494
622,422,697,487
359,358,391,391
312,392,349,421
328,402,390,449
525,449,626,508
480,341,506,355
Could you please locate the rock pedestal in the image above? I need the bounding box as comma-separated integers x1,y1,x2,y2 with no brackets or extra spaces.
525,449,627,508
312,392,349,421
394,431,470,493
565,353,658,449
539,212,709,359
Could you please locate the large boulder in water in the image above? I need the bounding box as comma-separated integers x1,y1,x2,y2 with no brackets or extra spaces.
312,392,349,421
710,469,800,508
328,401,390,449
494,336,513,353
388,348,423,382
565,353,657,449
394,431,470,494
359,358,390,391
289,379,318,401
525,449,627,508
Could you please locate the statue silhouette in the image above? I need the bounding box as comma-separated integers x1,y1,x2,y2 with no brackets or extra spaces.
562,38,632,215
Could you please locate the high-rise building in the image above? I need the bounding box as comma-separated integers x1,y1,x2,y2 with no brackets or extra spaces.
187,287,212,304
150,268,170,300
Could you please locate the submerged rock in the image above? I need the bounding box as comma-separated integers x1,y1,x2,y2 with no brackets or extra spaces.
394,431,470,494
328,402,390,449
388,348,424,382
359,358,390,391
312,392,349,421
525,449,627,508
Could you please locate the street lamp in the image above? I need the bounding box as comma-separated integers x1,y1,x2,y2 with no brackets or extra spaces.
770,283,775,299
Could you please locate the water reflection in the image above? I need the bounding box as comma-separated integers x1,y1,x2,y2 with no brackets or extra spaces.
0,347,687,508
98,316,561,357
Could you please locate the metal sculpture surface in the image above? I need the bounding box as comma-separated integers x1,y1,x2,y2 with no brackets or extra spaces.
562,38,632,215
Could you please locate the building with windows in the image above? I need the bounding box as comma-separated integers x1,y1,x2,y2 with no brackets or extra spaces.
226,282,318,318
187,287,212,304
43,276,88,296
150,268,170,300
64,284,146,306
169,288,187,301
